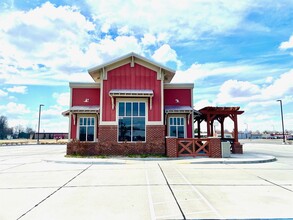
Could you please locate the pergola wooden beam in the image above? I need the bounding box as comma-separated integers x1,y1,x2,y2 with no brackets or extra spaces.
195,106,244,139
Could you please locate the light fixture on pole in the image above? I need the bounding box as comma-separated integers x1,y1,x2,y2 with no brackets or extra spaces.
276,100,285,144
244,123,248,139
37,104,44,144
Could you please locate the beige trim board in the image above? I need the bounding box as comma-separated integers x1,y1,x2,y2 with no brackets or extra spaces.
164,83,194,89
70,82,100,88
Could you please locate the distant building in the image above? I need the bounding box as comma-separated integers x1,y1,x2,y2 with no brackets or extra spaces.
31,133,68,140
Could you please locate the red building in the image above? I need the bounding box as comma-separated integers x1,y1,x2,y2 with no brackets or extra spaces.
63,53,194,155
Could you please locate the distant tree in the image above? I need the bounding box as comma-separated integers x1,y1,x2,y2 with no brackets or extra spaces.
14,126,34,139
0,116,10,139
25,127,34,134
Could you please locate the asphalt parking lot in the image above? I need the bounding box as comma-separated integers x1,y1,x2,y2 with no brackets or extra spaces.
0,142,293,220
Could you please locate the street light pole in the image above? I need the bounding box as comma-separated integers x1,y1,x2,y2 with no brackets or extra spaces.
37,104,44,144
276,100,285,144
244,123,248,139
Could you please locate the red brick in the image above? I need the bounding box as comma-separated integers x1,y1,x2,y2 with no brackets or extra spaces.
67,125,166,156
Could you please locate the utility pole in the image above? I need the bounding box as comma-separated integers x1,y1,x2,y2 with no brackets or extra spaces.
276,100,285,144
37,104,44,144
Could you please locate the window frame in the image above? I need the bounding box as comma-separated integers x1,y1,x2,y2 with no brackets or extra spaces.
168,115,186,138
117,101,146,143
77,115,96,142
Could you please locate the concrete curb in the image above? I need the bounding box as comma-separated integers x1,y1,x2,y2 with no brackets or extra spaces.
189,157,277,164
187,153,277,164
44,159,126,165
44,153,277,165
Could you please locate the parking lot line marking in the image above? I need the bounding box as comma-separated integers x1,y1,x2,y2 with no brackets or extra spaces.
158,163,186,220
155,213,183,219
177,198,202,203
145,169,156,220
185,210,214,215
153,200,175,205
175,168,224,219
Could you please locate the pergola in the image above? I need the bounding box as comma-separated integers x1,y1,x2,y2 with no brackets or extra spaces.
194,106,244,153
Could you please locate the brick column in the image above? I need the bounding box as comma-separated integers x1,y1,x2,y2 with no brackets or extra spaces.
166,137,177,157
232,142,243,154
209,138,221,158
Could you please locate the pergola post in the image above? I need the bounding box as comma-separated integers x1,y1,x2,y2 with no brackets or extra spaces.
207,114,211,137
197,120,201,138
220,117,225,138
233,114,239,143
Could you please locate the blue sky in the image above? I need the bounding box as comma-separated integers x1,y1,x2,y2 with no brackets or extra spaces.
0,0,293,133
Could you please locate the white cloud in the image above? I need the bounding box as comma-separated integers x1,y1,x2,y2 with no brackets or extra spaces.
216,69,293,105
53,92,70,106
152,44,182,68
262,69,293,99
173,63,208,83
0,102,30,114
101,22,111,33
265,76,273,84
172,61,268,83
217,80,261,104
193,99,215,110
279,35,293,50
8,119,32,129
88,0,254,42
94,35,143,59
141,33,157,46
0,89,8,97
7,86,27,94
38,105,69,132
0,2,99,85
41,119,68,132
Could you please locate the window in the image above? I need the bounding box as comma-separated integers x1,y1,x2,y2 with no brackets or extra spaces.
118,102,146,142
79,117,95,141
169,117,185,138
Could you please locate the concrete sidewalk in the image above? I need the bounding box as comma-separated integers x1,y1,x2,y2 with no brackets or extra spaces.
44,152,276,165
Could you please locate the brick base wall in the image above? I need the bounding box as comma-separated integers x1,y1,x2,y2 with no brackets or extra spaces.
209,138,222,158
98,125,117,142
67,125,166,156
166,137,177,157
67,125,225,158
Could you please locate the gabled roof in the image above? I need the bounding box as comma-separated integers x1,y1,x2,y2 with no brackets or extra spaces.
88,52,176,83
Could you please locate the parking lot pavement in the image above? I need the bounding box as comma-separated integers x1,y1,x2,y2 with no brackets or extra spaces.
0,144,293,219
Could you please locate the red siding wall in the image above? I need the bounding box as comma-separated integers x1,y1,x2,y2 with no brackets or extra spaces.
72,88,100,106
70,116,77,139
164,89,192,106
164,89,193,138
102,63,161,121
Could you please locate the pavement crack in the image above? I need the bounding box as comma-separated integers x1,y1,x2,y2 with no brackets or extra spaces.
17,164,92,219
158,163,186,220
